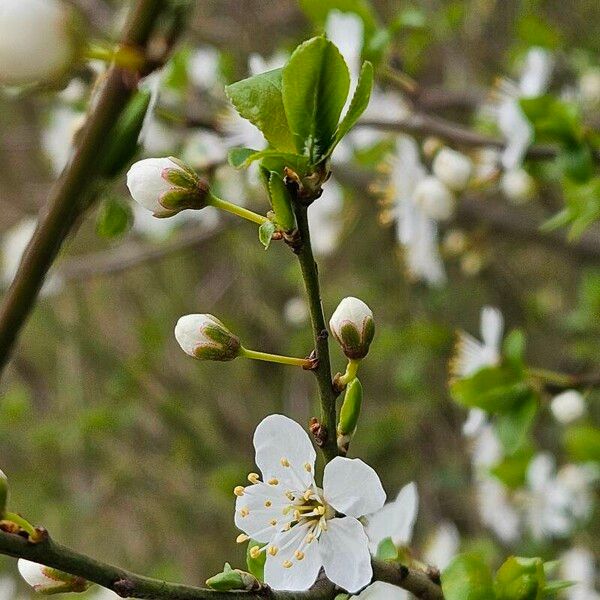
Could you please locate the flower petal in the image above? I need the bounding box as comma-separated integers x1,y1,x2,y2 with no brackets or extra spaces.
355,581,409,600
323,457,385,517
320,517,372,593
254,414,316,490
234,482,290,543
264,523,322,591
480,306,503,352
366,482,418,552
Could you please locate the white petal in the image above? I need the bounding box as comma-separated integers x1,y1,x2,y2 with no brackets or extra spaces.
366,482,418,551
462,409,487,438
126,157,176,212
527,453,555,492
356,581,409,600
320,517,372,593
264,523,322,591
423,521,460,570
480,306,503,352
323,457,386,518
254,414,316,490
18,560,63,592
235,482,291,543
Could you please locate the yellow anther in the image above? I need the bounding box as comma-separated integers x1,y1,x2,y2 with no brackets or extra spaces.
280,457,290,467
294,510,301,521
294,551,305,561
248,473,260,484
270,519,277,526
317,506,325,515
285,490,294,500
268,478,279,486
264,500,272,508
250,546,261,559
283,560,293,569
234,486,245,497
306,533,315,543
304,463,312,472
240,507,249,518
268,546,279,556
303,490,312,501
236,534,249,544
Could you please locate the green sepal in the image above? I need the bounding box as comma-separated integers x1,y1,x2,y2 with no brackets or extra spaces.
338,377,363,436
206,564,246,591
268,172,296,232
375,537,398,561
258,220,277,249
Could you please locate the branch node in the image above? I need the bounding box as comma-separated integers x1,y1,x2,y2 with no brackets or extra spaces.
114,579,136,597
309,417,328,448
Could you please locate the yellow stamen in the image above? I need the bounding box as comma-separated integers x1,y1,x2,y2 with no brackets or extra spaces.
264,500,272,508
270,519,277,526
285,491,294,501
280,457,290,467
294,510,301,521
234,486,245,497
250,546,261,559
268,546,278,556
303,489,312,501
248,473,260,484
304,463,312,472
240,507,249,518
236,534,249,544
306,533,315,543
295,551,305,561
268,478,279,486
317,506,325,515
283,560,293,569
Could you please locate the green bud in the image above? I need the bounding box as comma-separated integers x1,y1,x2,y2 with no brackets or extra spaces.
338,378,363,438
268,172,296,232
206,564,259,591
494,556,544,600
0,470,7,517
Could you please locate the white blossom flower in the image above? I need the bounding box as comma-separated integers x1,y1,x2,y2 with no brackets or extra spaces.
424,521,460,570
234,414,385,592
181,130,228,169
432,148,473,192
248,52,288,76
550,390,586,424
0,577,16,600
0,0,80,87
476,477,521,543
387,137,446,286
187,46,221,91
175,314,241,361
329,297,375,360
500,168,535,204
413,176,455,221
219,107,267,151
354,580,408,600
451,306,503,379
41,106,85,176
365,482,418,553
560,547,600,600
283,297,309,328
308,178,344,256
18,559,89,594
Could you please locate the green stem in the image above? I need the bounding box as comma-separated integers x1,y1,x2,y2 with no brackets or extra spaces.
337,359,360,387
241,347,312,368
292,203,339,462
527,367,576,388
210,196,268,225
3,512,36,538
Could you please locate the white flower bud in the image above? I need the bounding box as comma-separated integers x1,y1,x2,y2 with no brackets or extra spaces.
175,314,241,361
432,148,473,192
0,0,81,87
126,157,211,218
413,176,456,221
580,67,600,107
550,390,586,424
501,169,535,204
18,560,89,595
329,297,375,359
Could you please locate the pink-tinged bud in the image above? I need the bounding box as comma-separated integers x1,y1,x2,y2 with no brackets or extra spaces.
329,297,375,359
432,148,473,192
413,176,455,221
18,560,90,595
174,314,241,361
126,157,211,218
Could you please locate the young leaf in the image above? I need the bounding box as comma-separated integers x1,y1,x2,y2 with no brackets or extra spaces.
442,554,495,600
258,220,277,249
225,69,296,153
268,172,296,232
282,37,350,163
229,148,308,176
96,197,133,238
563,424,600,462
495,395,538,455
328,61,374,155
228,147,260,169
494,556,545,600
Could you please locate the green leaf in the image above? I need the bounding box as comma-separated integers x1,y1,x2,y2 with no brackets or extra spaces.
228,147,259,169
258,220,277,249
442,554,495,600
494,556,545,600
282,37,350,162
268,172,296,232
556,144,594,183
519,96,581,145
96,197,133,238
225,68,296,152
246,541,266,581
563,424,600,462
495,395,538,455
450,365,532,413
328,61,374,156
503,329,526,369
228,148,309,176
375,537,398,561
489,449,533,489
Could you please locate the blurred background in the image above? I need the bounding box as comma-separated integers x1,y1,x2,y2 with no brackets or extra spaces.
0,0,598,597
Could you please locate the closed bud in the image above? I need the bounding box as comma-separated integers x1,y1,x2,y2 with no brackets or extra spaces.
413,176,455,221
175,314,241,361
268,172,296,232
18,560,90,595
338,378,363,437
330,297,375,359
0,470,7,518
550,390,586,424
126,157,211,218
500,169,535,204
432,148,473,192
206,563,258,591
0,0,83,87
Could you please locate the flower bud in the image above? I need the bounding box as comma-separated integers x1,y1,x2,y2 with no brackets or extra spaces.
18,560,89,595
126,157,211,218
432,148,473,192
206,563,258,591
413,176,455,221
0,470,7,518
338,377,363,438
500,169,535,204
175,314,241,361
550,390,586,425
0,0,82,87
329,297,375,359
580,67,600,107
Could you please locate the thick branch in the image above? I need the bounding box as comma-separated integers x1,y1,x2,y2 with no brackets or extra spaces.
372,560,444,600
292,204,339,462
0,0,178,378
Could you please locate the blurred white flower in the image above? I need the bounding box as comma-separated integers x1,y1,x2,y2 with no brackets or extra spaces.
424,521,460,570
500,168,535,204
476,477,520,543
308,178,344,256
560,546,600,600
248,52,288,76
181,130,227,169
432,148,473,192
42,106,85,176
451,306,503,378
283,297,309,327
387,137,446,286
550,390,586,424
470,423,503,469
0,0,80,86
413,176,455,221
188,46,221,91
234,414,385,592
355,580,408,600
579,67,600,108
219,107,267,151
462,408,487,438
0,577,16,600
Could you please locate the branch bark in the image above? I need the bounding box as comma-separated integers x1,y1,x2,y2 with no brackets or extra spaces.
0,0,181,378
